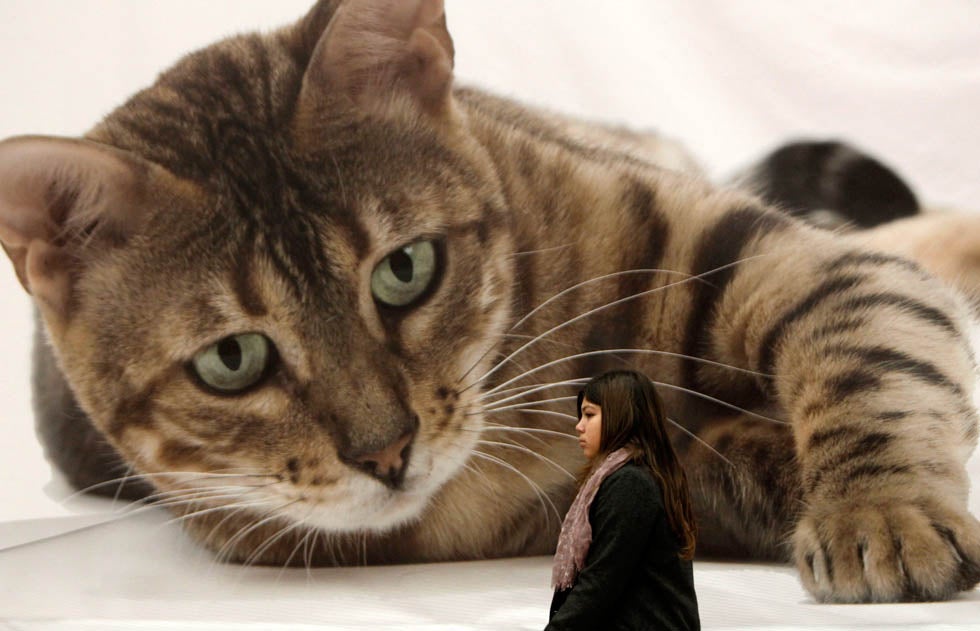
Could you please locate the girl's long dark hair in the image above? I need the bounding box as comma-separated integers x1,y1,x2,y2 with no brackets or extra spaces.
577,370,697,560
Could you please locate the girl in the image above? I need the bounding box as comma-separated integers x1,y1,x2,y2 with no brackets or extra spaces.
547,370,700,630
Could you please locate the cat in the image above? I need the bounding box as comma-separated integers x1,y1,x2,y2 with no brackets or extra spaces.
1,0,978,604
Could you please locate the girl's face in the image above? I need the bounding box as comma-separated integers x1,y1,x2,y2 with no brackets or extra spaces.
575,397,603,459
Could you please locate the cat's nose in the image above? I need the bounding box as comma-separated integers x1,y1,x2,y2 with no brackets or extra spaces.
349,430,415,489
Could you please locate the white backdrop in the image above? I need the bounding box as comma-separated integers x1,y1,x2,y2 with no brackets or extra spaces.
2,0,980,519
0,1,979,627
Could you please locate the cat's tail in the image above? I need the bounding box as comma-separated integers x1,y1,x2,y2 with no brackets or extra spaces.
731,139,920,230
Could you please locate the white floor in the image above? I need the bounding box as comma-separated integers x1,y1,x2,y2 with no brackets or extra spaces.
1,503,979,630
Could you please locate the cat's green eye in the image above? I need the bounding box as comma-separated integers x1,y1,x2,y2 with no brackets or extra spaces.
371,240,439,307
192,333,271,393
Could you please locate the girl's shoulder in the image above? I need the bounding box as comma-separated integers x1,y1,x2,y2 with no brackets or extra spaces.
602,462,661,499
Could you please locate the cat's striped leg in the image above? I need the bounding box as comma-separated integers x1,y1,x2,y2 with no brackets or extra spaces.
761,251,980,602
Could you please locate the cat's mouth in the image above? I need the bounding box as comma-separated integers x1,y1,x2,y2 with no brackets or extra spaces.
268,441,466,533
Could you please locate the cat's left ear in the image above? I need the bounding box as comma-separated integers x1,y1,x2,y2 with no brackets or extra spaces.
297,0,455,121
0,135,159,319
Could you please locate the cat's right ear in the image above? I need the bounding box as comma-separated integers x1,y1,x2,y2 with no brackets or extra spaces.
0,135,155,319
295,0,455,128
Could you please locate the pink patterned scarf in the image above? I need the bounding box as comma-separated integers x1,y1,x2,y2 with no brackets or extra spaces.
551,447,635,590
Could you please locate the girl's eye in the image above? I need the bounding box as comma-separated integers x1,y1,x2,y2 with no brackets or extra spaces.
192,333,272,393
371,240,438,307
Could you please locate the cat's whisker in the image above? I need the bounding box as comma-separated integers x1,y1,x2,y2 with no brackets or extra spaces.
238,530,286,573
469,423,549,447
507,242,575,259
56,476,167,505
318,531,334,569
21,489,251,544
471,450,562,526
652,382,789,425
0,494,188,550
204,502,271,550
320,530,332,579
162,499,271,530
666,416,736,469
480,395,577,414
509,267,692,335
325,531,343,567
59,470,277,505
214,512,273,567
243,511,311,569
496,333,599,356
111,463,138,508
145,495,251,518
476,439,576,480
317,531,330,572
316,530,331,573
139,482,275,505
109,484,278,527
57,497,166,529
457,460,486,484
473,375,787,426
468,348,789,425
455,267,689,387
480,347,770,402
147,487,267,508
474,423,578,444
468,381,560,403
276,530,309,577
482,336,646,397
460,255,770,394
303,525,316,577
243,478,319,572
126,495,268,540
477,377,589,403
214,500,300,566
476,378,589,407
300,482,319,582
501,332,569,342
438,450,487,488
76,484,261,525
158,502,274,559
479,408,578,422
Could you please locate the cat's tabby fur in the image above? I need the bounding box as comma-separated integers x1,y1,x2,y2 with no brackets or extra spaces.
1,0,978,604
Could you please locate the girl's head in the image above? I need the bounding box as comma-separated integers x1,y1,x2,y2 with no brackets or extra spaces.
576,370,671,462
575,369,697,559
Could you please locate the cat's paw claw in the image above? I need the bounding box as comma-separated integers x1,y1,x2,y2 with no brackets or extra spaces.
793,498,980,602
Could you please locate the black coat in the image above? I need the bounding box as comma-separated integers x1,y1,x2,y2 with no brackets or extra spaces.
546,463,700,631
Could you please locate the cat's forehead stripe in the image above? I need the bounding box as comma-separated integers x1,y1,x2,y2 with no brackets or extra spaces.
231,227,270,317
329,211,370,262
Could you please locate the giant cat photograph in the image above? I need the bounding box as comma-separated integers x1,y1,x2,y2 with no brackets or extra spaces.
1,0,978,605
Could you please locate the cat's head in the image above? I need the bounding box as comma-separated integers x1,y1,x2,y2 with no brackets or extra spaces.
0,0,516,533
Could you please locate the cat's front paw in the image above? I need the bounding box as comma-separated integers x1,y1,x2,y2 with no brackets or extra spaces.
793,495,980,602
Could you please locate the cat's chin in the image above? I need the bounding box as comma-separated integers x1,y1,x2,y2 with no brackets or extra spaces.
273,451,460,533
277,481,433,533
